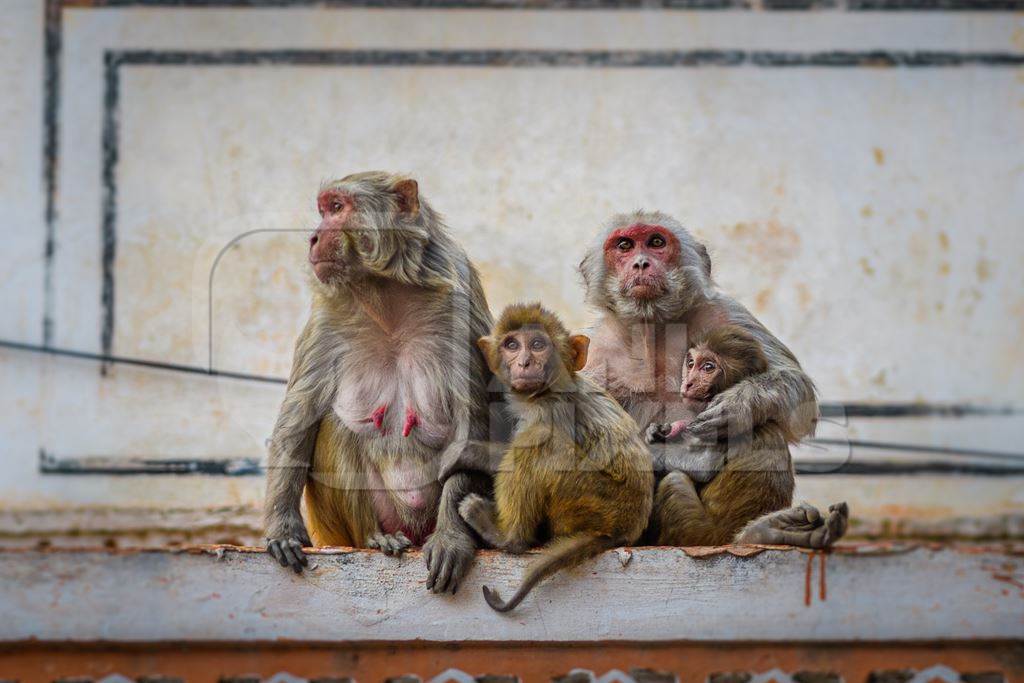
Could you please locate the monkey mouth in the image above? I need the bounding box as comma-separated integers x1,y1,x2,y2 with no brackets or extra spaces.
509,373,548,393
622,277,666,300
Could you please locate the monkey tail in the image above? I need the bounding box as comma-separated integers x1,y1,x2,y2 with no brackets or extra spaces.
482,534,617,613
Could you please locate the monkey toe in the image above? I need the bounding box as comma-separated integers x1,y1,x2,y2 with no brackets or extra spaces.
268,538,307,573
823,502,850,546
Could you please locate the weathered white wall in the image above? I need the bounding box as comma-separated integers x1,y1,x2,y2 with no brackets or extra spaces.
0,0,1022,535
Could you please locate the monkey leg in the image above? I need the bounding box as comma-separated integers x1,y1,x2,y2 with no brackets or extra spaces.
424,469,491,595
652,471,738,546
736,501,849,548
304,416,379,548
457,493,504,548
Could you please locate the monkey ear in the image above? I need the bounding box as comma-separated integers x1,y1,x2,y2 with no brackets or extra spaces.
568,335,590,372
695,243,712,277
392,178,420,217
477,336,499,372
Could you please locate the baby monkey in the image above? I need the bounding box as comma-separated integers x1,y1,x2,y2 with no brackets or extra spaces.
454,303,653,613
646,324,772,454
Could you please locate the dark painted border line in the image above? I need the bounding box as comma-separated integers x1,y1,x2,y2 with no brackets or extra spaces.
809,437,1024,461
40,0,1024,353
795,461,1024,475
100,53,120,370
39,451,262,476
98,46,1024,368
818,403,1016,418
111,48,1024,68
36,455,1024,477
61,0,1024,10
42,0,62,347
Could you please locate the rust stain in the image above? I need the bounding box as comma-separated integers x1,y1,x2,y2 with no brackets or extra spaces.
859,258,876,277
938,231,949,250
754,288,772,312
804,553,814,606
860,205,874,219
939,262,951,277
819,552,827,602
872,147,885,165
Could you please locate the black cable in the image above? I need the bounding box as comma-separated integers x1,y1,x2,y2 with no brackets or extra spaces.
0,338,285,384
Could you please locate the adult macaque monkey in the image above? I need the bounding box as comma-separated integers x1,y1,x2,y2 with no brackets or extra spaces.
264,171,493,594
454,303,652,612
644,326,848,545
580,211,848,547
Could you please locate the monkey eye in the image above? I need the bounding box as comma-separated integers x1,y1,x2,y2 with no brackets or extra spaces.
685,357,694,368
530,338,547,351
616,237,634,251
702,362,716,372
648,234,666,248
503,338,520,351
330,201,343,213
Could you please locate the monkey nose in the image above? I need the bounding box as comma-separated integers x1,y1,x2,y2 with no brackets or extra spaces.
633,258,650,271
309,233,319,247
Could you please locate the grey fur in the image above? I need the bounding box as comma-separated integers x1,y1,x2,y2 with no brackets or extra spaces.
579,210,847,548
264,172,495,592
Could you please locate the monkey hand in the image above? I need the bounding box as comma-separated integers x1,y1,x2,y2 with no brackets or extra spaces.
366,531,412,556
645,423,671,444
423,527,476,595
686,389,755,443
266,518,312,574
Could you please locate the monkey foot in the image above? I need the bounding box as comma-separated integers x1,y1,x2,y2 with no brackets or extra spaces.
359,404,389,434
402,407,419,437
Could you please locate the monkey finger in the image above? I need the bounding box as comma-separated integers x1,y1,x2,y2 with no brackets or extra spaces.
449,554,471,594
279,543,304,573
268,541,288,567
287,539,309,567
393,532,411,553
433,554,455,594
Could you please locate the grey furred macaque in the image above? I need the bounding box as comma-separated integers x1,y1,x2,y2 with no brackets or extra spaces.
263,171,496,594
579,211,848,547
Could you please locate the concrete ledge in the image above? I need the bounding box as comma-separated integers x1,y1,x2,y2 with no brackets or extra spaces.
0,544,1021,643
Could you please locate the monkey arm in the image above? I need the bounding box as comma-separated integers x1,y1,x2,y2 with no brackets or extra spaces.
438,439,507,481
687,302,818,444
687,365,817,444
264,322,339,572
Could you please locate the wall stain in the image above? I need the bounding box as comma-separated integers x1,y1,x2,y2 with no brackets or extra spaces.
976,258,994,283
859,258,876,277
873,147,885,165
860,205,873,218
937,231,949,250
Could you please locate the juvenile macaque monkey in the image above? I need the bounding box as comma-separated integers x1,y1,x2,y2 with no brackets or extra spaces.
264,172,494,594
580,211,848,547
646,325,773,452
453,303,653,612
